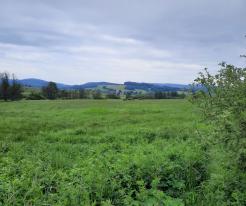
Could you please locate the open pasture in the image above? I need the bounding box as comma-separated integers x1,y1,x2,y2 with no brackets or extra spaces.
0,100,209,205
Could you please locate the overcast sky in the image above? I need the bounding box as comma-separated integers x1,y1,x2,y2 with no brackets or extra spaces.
0,0,245,84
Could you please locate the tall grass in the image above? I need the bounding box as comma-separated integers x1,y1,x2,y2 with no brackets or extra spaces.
0,99,225,205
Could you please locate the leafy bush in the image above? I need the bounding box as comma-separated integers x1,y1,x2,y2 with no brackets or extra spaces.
106,93,120,99
26,91,45,100
191,63,246,205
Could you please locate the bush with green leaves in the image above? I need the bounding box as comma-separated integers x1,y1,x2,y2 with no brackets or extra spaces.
191,63,246,145
26,91,45,100
191,63,246,205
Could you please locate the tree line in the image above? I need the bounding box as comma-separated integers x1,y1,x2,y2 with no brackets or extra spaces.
26,82,105,100
0,72,186,101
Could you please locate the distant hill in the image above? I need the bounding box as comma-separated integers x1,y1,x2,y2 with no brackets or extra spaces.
124,82,189,92
154,83,191,89
17,78,190,91
18,78,71,89
72,82,120,89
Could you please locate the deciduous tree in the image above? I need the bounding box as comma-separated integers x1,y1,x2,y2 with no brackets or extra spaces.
42,82,59,99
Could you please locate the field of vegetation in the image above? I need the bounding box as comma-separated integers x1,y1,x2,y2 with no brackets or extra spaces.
0,99,215,205
1,63,246,206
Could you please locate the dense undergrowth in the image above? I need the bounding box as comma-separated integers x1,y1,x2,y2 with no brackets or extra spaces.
0,99,244,205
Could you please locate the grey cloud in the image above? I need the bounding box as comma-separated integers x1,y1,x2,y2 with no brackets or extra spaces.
0,0,245,84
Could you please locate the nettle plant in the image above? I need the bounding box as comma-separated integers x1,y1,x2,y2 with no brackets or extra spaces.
191,62,246,146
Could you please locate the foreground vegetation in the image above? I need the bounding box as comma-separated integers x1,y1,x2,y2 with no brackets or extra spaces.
1,96,245,205
0,99,212,205
0,62,245,205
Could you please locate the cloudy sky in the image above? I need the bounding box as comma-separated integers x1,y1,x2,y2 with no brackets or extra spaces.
0,0,245,84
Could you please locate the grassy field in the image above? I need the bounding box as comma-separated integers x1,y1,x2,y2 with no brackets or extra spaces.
0,99,210,205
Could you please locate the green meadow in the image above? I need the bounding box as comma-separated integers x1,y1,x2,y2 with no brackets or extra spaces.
0,100,215,205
